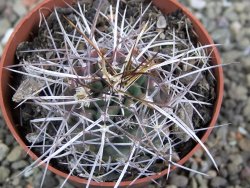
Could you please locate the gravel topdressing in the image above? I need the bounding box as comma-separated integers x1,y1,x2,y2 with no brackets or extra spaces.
0,0,250,187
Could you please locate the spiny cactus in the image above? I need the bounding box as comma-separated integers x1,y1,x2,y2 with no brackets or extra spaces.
9,0,219,187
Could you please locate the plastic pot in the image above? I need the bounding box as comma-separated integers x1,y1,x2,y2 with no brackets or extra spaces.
0,0,224,187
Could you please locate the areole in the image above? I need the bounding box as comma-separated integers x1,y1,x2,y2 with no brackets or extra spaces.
0,0,224,187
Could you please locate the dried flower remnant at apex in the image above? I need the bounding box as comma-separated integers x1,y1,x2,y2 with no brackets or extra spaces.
9,0,218,187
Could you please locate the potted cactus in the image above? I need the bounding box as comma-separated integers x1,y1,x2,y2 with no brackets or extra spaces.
0,0,223,187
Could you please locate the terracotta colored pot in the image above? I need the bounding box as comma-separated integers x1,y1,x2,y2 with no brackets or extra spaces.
0,0,224,187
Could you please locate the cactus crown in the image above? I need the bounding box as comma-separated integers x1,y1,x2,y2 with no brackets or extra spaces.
10,0,218,187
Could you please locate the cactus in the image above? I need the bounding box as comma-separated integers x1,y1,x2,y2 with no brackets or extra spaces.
9,0,219,187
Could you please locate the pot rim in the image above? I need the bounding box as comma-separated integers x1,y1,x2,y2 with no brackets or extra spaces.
0,0,224,187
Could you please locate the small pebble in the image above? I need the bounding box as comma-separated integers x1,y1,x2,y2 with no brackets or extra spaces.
0,166,10,183
165,185,177,188
57,179,76,188
239,138,250,152
194,149,203,158
227,162,241,175
228,83,248,101
41,173,60,188
207,170,217,178
1,28,14,46
7,146,23,162
210,177,227,187
0,0,6,12
4,6,18,24
229,154,243,166
234,2,245,13
191,177,197,188
169,175,188,187
0,19,11,37
22,0,40,8
189,0,206,10
200,161,211,172
0,143,9,161
25,132,44,144
223,7,238,22
24,167,33,178
157,15,167,29
238,127,248,136
197,176,208,188
159,32,166,39
13,0,27,17
211,28,231,45
230,22,241,35
11,160,29,170
12,177,20,186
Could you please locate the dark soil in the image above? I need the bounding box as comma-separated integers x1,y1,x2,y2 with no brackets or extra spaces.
13,0,216,181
